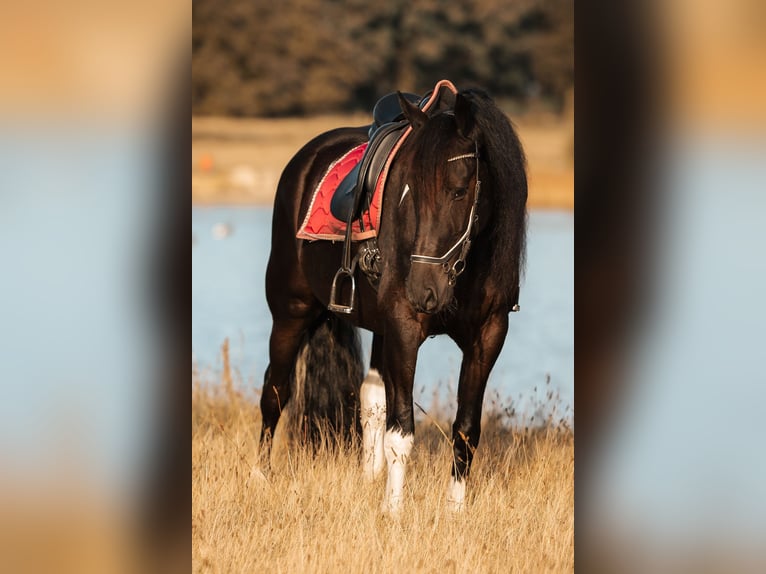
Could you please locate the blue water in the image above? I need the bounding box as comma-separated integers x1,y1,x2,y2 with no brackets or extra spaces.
192,207,573,417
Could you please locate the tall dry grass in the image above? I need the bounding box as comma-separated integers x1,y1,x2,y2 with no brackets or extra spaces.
192,345,573,573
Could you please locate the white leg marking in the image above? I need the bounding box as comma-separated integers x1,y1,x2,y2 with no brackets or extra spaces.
382,429,414,515
360,368,386,481
446,477,466,512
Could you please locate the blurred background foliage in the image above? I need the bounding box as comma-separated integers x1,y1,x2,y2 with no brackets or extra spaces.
192,0,573,117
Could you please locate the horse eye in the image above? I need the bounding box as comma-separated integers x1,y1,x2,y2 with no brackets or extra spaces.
452,187,467,200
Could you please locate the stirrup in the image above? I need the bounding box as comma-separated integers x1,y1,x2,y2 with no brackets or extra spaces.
328,267,355,314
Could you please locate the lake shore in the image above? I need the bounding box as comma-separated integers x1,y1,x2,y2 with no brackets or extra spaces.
192,113,573,210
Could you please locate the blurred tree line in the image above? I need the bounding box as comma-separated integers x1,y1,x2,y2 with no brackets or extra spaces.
193,0,572,117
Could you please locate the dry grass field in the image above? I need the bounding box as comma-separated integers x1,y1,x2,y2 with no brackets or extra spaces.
192,356,574,574
191,109,573,210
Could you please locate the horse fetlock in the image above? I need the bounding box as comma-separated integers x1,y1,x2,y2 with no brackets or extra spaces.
247,465,271,488
362,421,386,481
382,429,413,513
381,491,405,517
256,430,274,474
361,370,386,480
446,477,467,512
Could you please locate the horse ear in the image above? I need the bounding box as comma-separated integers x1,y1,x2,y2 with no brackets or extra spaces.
454,92,475,138
398,91,427,129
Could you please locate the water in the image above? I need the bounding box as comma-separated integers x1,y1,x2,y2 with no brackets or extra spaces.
192,207,573,417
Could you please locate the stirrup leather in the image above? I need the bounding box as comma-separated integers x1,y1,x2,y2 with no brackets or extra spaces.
329,185,360,313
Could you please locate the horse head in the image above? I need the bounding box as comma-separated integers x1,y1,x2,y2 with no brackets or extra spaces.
397,92,484,314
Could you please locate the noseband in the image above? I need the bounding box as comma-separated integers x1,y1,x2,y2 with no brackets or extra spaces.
410,142,481,286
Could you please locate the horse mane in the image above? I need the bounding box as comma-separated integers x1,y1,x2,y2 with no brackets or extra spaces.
462,88,528,304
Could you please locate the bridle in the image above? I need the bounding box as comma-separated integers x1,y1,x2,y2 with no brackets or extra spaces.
409,142,481,286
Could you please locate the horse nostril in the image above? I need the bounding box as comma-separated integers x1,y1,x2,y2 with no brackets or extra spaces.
423,288,438,312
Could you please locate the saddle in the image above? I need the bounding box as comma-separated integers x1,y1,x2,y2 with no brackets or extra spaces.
329,92,420,222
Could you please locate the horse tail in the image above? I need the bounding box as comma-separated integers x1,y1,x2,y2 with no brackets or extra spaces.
288,313,363,448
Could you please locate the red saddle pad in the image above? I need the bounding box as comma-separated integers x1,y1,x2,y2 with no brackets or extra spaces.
296,142,381,241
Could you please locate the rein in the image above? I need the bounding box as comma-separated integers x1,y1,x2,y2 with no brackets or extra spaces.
410,143,481,286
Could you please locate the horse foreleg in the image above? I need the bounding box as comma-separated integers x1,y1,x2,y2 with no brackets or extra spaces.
448,313,509,511
380,317,422,515
360,334,386,481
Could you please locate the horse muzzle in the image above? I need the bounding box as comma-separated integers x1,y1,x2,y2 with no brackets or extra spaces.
406,266,453,314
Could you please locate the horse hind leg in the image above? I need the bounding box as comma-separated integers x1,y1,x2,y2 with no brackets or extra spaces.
258,308,365,477
257,313,317,475
361,334,386,481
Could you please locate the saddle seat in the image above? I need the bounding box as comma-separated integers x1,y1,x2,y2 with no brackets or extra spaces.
329,92,420,222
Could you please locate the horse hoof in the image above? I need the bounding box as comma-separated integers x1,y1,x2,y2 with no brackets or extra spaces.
363,459,386,482
247,466,270,487
380,498,404,518
363,468,377,483
446,498,465,513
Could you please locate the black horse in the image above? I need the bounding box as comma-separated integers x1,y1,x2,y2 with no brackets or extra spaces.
259,84,527,514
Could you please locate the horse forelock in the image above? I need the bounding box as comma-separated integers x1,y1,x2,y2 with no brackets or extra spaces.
402,113,473,210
